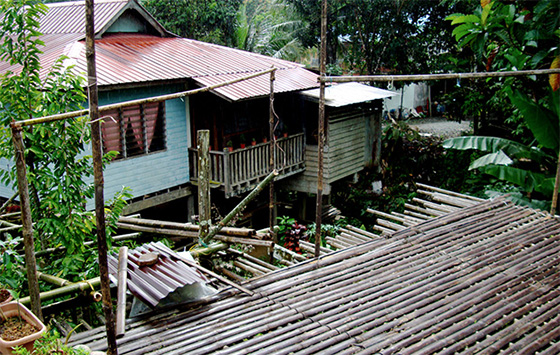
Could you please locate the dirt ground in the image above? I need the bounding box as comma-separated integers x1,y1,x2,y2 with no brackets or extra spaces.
406,117,472,139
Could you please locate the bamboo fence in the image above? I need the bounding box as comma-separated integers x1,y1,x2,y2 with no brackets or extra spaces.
67,196,560,354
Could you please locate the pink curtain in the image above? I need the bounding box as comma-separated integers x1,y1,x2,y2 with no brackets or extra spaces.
123,105,144,151
101,109,122,155
143,102,159,149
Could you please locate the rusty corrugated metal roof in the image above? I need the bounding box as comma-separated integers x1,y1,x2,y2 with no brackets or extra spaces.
0,31,319,100
37,0,170,38
108,242,208,308
1,0,320,101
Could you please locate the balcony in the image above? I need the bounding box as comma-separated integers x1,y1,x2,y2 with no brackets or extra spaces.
189,133,305,198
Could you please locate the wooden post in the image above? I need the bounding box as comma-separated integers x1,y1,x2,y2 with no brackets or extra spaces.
203,170,278,244
315,0,328,259
10,125,42,320
116,246,128,338
269,70,276,233
85,0,118,353
551,150,560,216
197,130,211,241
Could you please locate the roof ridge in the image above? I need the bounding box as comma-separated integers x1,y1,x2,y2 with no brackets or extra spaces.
46,0,128,7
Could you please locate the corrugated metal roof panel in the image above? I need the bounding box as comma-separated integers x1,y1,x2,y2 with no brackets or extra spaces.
108,242,208,308
194,67,320,101
300,82,398,107
38,0,129,35
52,33,319,99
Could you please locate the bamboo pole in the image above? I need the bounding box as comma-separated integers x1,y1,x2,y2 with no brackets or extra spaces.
319,68,560,83
116,246,128,338
202,170,278,244
214,235,274,248
197,130,211,241
117,216,255,236
315,0,327,259
13,68,277,129
551,150,560,215
269,70,276,231
34,233,140,257
37,272,71,287
20,277,101,305
9,125,42,320
85,1,117,353
0,193,18,215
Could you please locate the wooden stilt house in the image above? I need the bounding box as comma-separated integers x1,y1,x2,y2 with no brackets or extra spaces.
0,0,395,218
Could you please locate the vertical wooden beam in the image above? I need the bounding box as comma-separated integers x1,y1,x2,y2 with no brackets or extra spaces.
269,70,276,232
85,0,118,353
10,125,42,320
198,130,211,242
315,0,328,258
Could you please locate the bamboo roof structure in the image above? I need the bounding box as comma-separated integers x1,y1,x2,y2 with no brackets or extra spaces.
69,196,560,354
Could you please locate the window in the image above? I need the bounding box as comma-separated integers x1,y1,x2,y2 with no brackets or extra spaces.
101,101,166,159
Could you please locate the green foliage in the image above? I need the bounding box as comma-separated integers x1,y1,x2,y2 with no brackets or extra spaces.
446,0,559,136
12,329,89,355
443,134,556,205
0,235,25,290
0,0,133,288
234,0,304,61
445,0,559,208
141,0,243,46
287,0,475,74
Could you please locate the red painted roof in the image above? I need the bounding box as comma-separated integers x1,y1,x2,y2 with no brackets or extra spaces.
0,0,319,101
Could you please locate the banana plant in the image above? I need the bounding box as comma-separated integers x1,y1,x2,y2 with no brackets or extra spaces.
443,89,558,199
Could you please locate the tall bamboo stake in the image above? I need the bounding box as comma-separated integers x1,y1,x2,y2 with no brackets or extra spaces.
551,150,560,216
116,246,128,338
269,70,276,233
10,125,42,320
315,0,327,258
85,0,117,353
197,130,211,241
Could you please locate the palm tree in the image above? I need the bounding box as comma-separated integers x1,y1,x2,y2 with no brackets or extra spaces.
234,0,305,61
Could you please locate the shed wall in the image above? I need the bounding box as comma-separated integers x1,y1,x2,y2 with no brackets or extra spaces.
286,105,369,195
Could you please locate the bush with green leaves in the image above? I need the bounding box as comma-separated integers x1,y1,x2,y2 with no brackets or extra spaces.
0,0,132,289
445,0,559,209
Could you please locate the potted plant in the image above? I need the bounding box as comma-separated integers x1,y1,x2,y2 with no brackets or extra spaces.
0,302,46,354
239,134,246,149
262,137,268,143
226,140,233,152
251,137,256,146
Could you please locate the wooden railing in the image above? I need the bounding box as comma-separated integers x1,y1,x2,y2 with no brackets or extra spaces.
189,133,305,197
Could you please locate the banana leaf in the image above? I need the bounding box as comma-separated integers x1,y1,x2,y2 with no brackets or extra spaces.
481,165,550,196
507,88,559,152
442,136,552,163
469,150,513,170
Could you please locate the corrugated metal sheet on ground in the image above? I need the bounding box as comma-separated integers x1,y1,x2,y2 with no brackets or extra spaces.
72,198,560,354
107,241,208,308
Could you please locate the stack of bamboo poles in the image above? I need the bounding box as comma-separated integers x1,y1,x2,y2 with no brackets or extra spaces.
68,197,560,354
366,182,484,236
